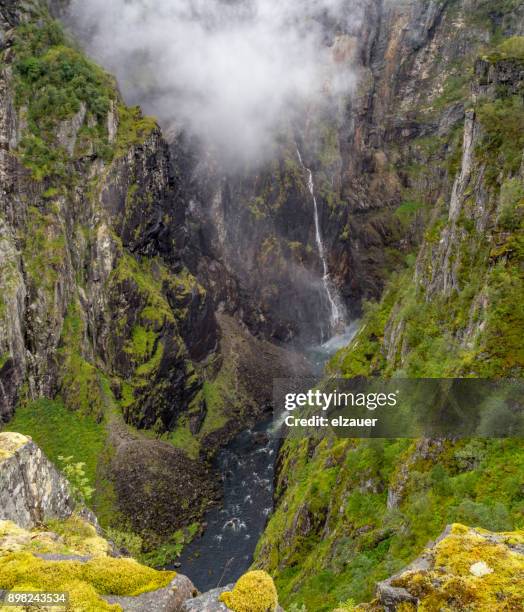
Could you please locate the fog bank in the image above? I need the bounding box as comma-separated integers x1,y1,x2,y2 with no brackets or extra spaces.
68,0,361,165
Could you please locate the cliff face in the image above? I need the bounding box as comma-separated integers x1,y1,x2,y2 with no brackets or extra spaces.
1,0,523,605
0,0,312,547
0,0,218,430
175,0,524,344
255,2,524,610
0,0,226,546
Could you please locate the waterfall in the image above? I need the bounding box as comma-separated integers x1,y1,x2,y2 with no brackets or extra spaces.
296,147,346,337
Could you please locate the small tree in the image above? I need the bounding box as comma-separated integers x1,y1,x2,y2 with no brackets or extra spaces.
58,455,95,504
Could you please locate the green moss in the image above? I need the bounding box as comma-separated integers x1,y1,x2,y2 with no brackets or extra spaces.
476,96,524,186
115,105,157,156
126,326,157,361
391,525,524,611
220,571,278,612
44,515,111,557
112,254,175,327
0,552,175,609
58,301,110,419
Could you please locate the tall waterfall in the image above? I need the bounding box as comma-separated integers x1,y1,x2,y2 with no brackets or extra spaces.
296,148,346,337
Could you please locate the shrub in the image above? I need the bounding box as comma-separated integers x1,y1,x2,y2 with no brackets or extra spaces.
220,571,278,612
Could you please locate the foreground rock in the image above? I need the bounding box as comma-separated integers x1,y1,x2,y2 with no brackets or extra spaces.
105,574,198,611
358,524,524,611
181,585,231,611
182,573,284,612
0,432,74,528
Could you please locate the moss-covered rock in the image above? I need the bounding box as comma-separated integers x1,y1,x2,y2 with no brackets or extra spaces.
365,524,524,611
0,514,184,612
219,571,279,612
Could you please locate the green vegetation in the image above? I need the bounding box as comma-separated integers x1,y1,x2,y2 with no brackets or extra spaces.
140,523,200,567
115,105,157,155
256,436,524,611
10,14,159,181
489,36,524,61
111,254,196,427
5,398,106,489
12,19,114,179
57,456,95,505
22,207,66,293
220,571,279,612
394,200,425,227
257,38,524,610
58,302,110,420
327,277,402,378
432,73,471,111
477,96,524,186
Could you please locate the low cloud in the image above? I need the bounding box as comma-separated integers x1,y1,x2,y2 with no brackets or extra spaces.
67,0,361,165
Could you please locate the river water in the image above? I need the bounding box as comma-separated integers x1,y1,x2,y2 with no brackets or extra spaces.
176,420,278,591
175,326,359,592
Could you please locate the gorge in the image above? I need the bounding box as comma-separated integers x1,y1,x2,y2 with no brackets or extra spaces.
0,0,523,610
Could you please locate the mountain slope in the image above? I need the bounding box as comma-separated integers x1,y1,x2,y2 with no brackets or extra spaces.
254,2,524,609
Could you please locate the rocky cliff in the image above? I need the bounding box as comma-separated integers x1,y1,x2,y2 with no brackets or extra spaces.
168,0,524,344
254,1,524,610
0,0,310,552
0,431,285,612
0,0,523,608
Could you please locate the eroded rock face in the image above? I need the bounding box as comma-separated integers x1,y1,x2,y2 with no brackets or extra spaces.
174,0,517,339
0,432,73,528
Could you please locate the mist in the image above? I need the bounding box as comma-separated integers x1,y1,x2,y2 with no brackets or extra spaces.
67,0,361,165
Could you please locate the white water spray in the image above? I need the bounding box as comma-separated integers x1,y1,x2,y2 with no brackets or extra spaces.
296,147,346,336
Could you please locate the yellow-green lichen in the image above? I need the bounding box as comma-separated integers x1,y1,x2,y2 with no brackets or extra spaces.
391,524,524,611
219,571,278,612
0,433,29,461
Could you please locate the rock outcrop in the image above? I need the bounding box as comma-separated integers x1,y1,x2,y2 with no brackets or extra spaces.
362,524,524,611
0,432,73,528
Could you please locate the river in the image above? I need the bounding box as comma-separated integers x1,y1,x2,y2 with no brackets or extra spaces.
175,326,359,592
